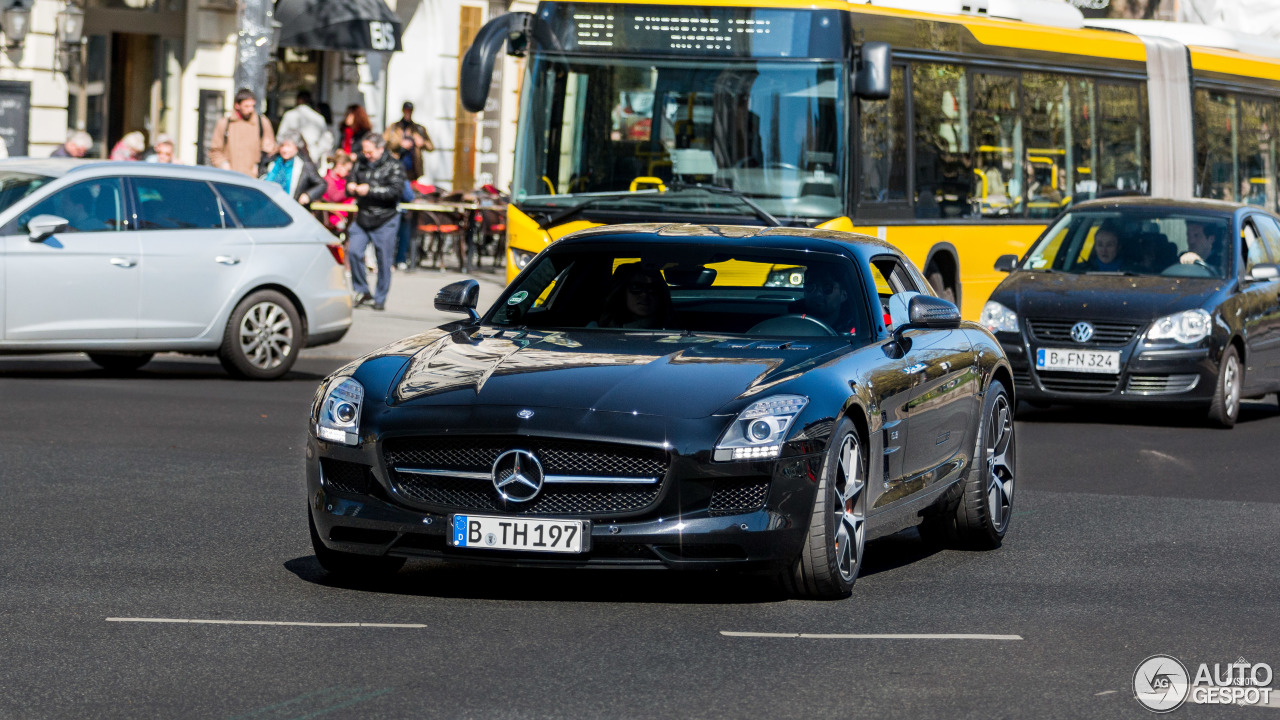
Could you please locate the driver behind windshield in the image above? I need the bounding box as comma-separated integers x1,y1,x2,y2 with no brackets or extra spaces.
800,264,857,334
595,263,678,330
1180,220,1225,271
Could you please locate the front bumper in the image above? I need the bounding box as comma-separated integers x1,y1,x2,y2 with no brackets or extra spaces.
997,331,1219,405
306,430,825,572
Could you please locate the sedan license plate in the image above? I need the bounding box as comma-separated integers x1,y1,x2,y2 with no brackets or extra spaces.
1036,347,1120,374
450,515,587,554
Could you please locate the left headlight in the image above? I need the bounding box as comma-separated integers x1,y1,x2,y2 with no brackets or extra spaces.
715,394,808,461
314,376,365,445
981,301,1019,334
1147,309,1212,344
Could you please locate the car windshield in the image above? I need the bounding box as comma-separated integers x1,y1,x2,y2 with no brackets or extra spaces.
0,172,54,214
485,242,870,340
514,55,844,220
1023,210,1234,279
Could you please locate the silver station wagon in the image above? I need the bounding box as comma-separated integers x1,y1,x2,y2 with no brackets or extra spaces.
0,160,351,379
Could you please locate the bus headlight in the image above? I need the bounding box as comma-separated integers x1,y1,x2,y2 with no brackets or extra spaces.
510,248,536,270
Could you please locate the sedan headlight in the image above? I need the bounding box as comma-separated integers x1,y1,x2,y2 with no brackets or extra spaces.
981,301,1019,334
510,248,536,270
1147,309,1212,344
315,376,365,445
715,395,808,461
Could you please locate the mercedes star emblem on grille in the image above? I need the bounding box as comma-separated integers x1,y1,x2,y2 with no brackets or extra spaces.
492,449,544,502
1070,321,1095,343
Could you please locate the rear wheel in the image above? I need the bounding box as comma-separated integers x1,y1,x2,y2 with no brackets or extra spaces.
954,380,1015,549
308,510,406,579
87,352,154,373
782,418,866,599
1208,346,1241,428
218,290,302,380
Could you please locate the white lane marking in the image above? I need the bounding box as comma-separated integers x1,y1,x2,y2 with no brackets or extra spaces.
720,631,1023,640
106,617,426,628
1095,690,1118,696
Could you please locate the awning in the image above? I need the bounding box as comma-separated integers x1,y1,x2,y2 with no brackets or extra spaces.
274,0,403,52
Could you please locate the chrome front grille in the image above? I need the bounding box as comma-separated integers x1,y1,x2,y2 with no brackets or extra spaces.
1036,371,1120,394
382,436,669,517
1126,374,1200,395
1028,319,1140,346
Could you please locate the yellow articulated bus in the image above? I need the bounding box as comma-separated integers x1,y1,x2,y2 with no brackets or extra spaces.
461,0,1280,319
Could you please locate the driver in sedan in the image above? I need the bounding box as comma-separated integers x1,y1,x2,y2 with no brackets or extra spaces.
801,264,857,334
1180,220,1225,270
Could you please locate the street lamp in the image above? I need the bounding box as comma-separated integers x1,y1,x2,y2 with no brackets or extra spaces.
2,1,32,52
57,2,85,48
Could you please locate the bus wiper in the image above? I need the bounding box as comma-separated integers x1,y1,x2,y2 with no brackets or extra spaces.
538,189,662,229
666,181,782,227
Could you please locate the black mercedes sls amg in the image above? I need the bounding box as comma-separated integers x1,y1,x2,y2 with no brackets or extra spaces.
307,224,1015,598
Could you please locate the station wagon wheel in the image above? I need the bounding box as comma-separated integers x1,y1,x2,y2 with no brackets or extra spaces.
955,380,1015,548
1208,345,1241,428
218,290,303,380
784,418,865,599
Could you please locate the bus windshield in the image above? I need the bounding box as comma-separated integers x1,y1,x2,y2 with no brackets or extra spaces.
514,55,844,220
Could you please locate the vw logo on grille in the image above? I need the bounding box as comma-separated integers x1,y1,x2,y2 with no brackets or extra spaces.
1070,321,1095,343
492,449,544,503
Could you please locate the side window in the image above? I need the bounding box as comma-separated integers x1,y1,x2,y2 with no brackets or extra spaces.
214,183,293,228
132,178,224,230
1242,219,1271,271
870,254,924,324
1097,82,1148,195
971,72,1022,218
858,66,908,207
18,178,125,234
1254,215,1280,262
912,63,970,219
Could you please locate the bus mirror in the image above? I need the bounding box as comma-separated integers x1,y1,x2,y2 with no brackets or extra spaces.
460,12,533,113
854,42,891,100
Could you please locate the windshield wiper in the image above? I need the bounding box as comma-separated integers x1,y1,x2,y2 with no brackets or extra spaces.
537,189,663,229
665,181,781,227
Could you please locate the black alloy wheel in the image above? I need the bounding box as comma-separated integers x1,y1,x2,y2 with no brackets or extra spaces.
954,380,1016,549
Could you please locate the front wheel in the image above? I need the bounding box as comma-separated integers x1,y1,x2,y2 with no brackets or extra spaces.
218,290,302,380
87,352,154,373
782,418,866,599
1208,346,1241,428
309,510,406,579
954,380,1016,549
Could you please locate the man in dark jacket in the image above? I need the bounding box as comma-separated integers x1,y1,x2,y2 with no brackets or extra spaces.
347,134,407,311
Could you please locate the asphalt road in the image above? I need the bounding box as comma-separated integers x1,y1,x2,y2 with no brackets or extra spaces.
2,354,1278,719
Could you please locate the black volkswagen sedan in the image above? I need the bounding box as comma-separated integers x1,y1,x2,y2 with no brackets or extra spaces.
983,198,1280,427
308,225,1015,598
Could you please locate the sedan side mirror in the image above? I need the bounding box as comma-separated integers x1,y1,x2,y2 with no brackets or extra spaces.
994,254,1019,273
435,279,481,321
888,291,961,349
28,214,69,242
1246,263,1280,282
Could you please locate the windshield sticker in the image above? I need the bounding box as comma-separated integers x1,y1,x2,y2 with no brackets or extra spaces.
508,291,529,305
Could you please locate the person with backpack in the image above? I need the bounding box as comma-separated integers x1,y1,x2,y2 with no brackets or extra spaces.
209,88,276,177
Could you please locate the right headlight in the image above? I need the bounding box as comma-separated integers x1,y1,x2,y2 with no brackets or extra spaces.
1147,309,1212,344
981,301,1019,334
714,394,808,462
314,376,365,445
510,248,536,270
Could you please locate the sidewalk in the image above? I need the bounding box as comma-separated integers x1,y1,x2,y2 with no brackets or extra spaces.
301,266,509,360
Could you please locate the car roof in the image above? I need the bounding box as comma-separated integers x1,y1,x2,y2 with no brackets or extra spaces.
555,223,904,263
0,158,266,186
1067,196,1248,217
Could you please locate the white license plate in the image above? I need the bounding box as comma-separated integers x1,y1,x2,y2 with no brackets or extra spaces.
449,515,587,553
1036,347,1121,374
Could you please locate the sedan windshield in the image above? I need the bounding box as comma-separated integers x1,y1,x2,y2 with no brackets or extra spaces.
0,172,54,214
1023,210,1234,279
514,55,844,220
486,243,869,340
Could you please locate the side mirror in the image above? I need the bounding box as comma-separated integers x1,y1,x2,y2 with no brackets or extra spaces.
888,291,961,346
1247,262,1280,282
994,254,1019,273
460,12,533,113
28,214,69,242
435,279,481,321
853,42,891,100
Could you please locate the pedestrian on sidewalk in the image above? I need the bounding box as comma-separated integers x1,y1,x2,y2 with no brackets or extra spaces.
144,134,178,163
209,88,277,177
276,90,334,165
347,134,406,311
51,130,93,158
321,152,356,234
260,134,326,206
337,104,372,156
385,101,434,270
110,132,146,161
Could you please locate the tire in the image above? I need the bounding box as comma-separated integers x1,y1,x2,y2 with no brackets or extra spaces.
308,509,406,579
954,380,1016,549
87,352,154,373
218,290,302,380
1207,345,1242,428
927,270,956,305
782,417,867,599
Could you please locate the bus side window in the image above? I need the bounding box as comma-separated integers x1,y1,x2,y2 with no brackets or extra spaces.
859,66,908,206
912,63,970,220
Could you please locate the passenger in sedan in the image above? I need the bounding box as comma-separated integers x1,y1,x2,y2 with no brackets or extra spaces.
596,264,677,329
1180,220,1225,270
1084,225,1123,271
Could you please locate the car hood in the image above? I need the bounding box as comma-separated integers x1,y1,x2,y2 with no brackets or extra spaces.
389,328,847,419
993,272,1225,321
